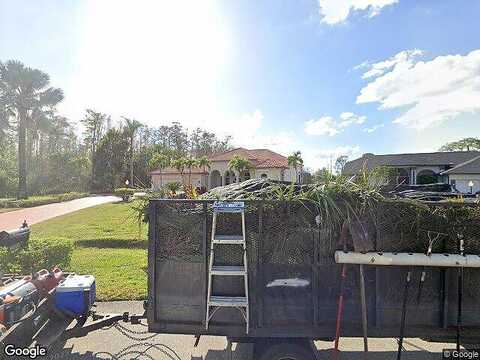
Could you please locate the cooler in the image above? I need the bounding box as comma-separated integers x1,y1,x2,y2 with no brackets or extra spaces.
55,275,96,317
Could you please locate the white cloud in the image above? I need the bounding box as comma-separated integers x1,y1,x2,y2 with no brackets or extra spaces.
303,145,361,170
317,0,398,25
305,112,367,136
363,124,384,133
339,112,366,127
359,49,423,79
305,116,339,136
356,49,480,129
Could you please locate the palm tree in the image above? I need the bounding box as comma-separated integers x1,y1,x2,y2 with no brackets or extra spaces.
197,155,211,187
228,155,251,183
184,157,198,185
149,153,170,187
288,151,304,184
122,117,143,187
197,155,211,173
171,157,187,185
0,60,64,198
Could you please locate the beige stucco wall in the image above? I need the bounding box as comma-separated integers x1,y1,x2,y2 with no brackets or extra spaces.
448,174,480,194
151,173,207,190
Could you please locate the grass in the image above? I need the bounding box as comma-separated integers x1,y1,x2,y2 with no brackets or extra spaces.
0,208,19,213
0,192,89,209
31,202,148,301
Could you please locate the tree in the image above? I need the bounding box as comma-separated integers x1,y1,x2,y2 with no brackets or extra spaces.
94,128,129,191
0,60,64,198
171,157,187,185
122,117,143,187
439,138,480,152
81,109,109,190
228,155,251,183
287,151,303,184
197,155,211,173
335,155,348,174
184,157,197,185
149,153,170,187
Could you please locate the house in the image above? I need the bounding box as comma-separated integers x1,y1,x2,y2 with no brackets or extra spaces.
343,151,480,194
150,147,302,191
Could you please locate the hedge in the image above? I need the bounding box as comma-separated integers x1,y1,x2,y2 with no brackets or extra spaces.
0,238,73,274
114,188,136,202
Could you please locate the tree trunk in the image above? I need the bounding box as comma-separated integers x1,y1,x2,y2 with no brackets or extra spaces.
130,136,134,187
17,110,28,199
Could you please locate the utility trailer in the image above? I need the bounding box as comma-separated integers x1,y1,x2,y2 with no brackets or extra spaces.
147,199,480,359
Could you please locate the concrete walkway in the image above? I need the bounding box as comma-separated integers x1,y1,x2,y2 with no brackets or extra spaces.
48,301,457,360
0,195,120,230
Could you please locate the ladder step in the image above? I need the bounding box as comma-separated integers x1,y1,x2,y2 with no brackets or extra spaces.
211,265,246,275
213,235,245,244
209,296,248,307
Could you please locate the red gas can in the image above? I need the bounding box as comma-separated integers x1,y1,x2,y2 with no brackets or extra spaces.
31,267,64,298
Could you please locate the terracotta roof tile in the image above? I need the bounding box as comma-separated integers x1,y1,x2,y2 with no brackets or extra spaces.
209,148,289,168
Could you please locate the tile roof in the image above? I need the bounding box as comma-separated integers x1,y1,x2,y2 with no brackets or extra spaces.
209,148,289,168
343,151,480,174
440,155,480,175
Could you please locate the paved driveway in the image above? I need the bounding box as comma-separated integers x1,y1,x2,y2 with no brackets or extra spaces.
44,301,458,360
0,196,120,230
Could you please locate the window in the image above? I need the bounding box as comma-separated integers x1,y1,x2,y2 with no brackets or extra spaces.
261,173,268,179
450,179,456,190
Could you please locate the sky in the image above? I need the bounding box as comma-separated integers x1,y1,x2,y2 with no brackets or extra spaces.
1,0,479,170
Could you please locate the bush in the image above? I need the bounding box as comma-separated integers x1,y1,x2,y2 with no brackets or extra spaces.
114,188,136,202
0,192,89,208
0,238,73,274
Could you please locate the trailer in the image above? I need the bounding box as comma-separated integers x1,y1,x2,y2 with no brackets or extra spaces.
146,199,480,359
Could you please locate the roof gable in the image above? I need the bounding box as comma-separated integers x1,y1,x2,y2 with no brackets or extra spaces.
344,151,480,174
441,155,480,175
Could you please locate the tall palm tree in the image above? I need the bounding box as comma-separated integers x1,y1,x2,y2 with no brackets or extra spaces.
288,151,304,184
171,157,187,186
0,60,64,198
228,155,251,183
149,153,170,187
197,155,211,173
122,117,143,187
184,157,198,185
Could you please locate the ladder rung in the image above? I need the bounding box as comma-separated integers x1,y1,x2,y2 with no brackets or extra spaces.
213,235,244,244
211,265,246,276
209,296,248,307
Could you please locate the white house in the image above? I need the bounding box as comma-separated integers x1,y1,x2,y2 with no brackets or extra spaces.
150,148,302,191
343,151,480,194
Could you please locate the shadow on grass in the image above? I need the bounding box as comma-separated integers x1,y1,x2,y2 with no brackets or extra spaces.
76,238,148,249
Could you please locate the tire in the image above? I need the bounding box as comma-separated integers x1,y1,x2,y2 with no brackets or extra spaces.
256,342,315,360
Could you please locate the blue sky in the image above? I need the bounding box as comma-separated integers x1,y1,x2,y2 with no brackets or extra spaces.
1,0,479,169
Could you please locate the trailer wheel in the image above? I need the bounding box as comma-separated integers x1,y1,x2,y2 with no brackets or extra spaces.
256,342,315,360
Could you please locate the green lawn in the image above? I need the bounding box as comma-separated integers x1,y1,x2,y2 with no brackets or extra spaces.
31,202,148,301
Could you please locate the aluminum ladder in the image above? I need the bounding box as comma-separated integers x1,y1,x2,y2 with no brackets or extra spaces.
206,201,249,334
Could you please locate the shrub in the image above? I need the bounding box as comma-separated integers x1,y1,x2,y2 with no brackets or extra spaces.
0,238,73,274
114,188,136,202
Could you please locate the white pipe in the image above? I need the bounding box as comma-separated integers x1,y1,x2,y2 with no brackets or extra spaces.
334,251,480,268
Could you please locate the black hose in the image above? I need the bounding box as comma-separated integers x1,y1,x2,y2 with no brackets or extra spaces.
397,270,412,360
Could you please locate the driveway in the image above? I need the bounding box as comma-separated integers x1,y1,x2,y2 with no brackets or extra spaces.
0,196,120,230
44,301,457,360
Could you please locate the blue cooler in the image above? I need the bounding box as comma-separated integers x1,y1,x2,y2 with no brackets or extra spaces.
55,275,96,317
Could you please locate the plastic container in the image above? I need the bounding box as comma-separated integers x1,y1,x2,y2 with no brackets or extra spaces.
55,275,96,317
0,279,39,326
31,267,64,298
